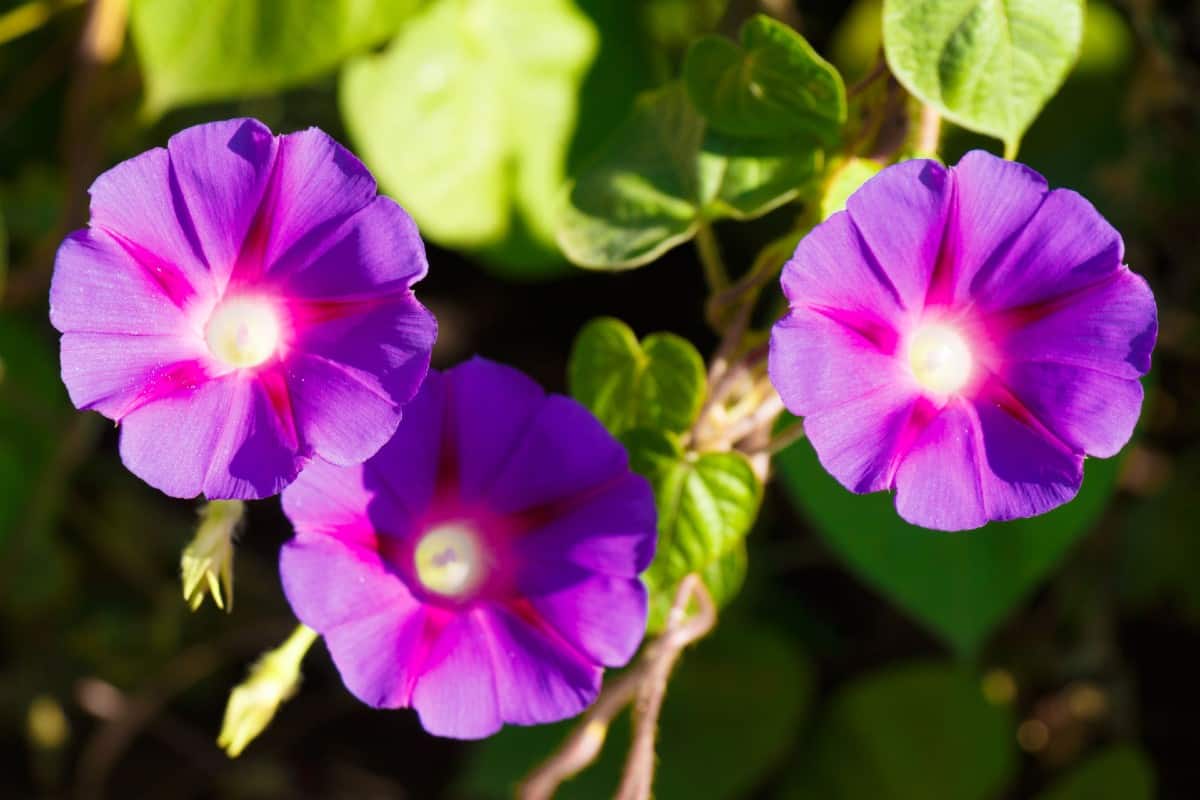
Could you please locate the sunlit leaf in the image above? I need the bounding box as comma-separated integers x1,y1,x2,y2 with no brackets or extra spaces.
684,14,845,143
883,0,1085,156
132,0,419,113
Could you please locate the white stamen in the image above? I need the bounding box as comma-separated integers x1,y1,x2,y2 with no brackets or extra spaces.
204,297,281,368
414,523,484,597
907,322,973,395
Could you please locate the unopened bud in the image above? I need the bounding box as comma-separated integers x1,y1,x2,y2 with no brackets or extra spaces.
181,500,243,611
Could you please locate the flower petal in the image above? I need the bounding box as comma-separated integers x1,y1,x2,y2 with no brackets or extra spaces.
1000,268,1157,380
483,605,601,726
118,376,302,499
485,395,630,514
967,188,1124,310
281,457,409,544
58,331,207,419
278,196,429,296
514,472,656,578
167,118,277,285
525,569,648,668
893,400,989,531
411,610,503,739
938,150,1048,304
845,158,951,310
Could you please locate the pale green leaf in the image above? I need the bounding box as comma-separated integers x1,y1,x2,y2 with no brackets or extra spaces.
684,14,846,142
341,0,597,271
131,0,418,113
883,0,1085,155
568,317,706,436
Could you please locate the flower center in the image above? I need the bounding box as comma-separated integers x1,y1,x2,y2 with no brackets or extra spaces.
413,523,484,598
204,297,281,368
907,322,972,395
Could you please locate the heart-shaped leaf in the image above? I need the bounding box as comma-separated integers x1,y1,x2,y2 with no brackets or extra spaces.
341,0,598,275
781,662,1016,800
624,428,763,632
775,429,1122,656
883,0,1085,156
684,14,846,143
559,82,822,269
568,317,706,436
131,0,418,114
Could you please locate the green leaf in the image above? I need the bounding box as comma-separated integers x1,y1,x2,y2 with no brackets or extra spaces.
684,14,846,143
775,426,1123,656
341,0,598,276
819,157,882,219
131,0,418,114
782,662,1016,800
459,620,811,800
624,429,762,632
559,82,821,269
568,317,706,436
883,0,1085,156
1036,746,1155,800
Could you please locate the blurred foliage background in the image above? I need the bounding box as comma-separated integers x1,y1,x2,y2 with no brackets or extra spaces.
1,0,1198,798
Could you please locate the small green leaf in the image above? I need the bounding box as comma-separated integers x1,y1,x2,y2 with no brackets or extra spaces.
341,0,598,275
819,156,882,220
776,430,1123,656
684,14,846,143
624,429,763,632
883,0,1085,156
459,620,811,800
568,317,706,436
1036,746,1155,800
131,0,419,114
782,663,1016,800
560,82,822,269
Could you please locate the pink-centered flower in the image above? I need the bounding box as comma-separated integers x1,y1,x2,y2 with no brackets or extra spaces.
279,357,656,739
769,151,1157,531
50,118,436,499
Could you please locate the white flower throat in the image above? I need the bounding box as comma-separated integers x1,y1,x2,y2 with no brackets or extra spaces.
907,322,973,395
414,523,484,597
205,296,282,368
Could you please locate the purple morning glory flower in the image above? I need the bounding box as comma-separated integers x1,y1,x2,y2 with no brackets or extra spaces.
50,118,436,500
279,357,656,739
769,150,1157,531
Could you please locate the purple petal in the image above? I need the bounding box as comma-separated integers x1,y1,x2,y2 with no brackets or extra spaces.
86,147,211,302
485,395,630,514
285,353,404,468
845,158,951,310
445,358,547,504
779,211,906,324
167,118,277,286
359,370,446,521
280,531,428,708
514,472,657,578
967,188,1124,310
278,196,429,296
281,456,408,540
258,128,378,273
1000,268,1157,380
937,150,1048,304
894,399,1083,530
525,570,648,668
50,229,191,335
411,611,503,739
1003,362,1144,459
119,376,302,499
769,307,910,417
482,605,601,726
57,331,207,419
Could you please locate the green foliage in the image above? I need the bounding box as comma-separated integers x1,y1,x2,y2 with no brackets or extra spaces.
623,428,762,632
568,317,706,436
131,0,418,113
1036,746,1155,800
460,620,811,799
684,14,845,143
341,0,598,276
883,0,1085,156
559,82,822,269
782,662,1016,799
775,429,1122,656
819,157,882,219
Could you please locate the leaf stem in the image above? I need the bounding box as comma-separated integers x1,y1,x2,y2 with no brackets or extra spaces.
694,223,730,296
916,104,942,155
